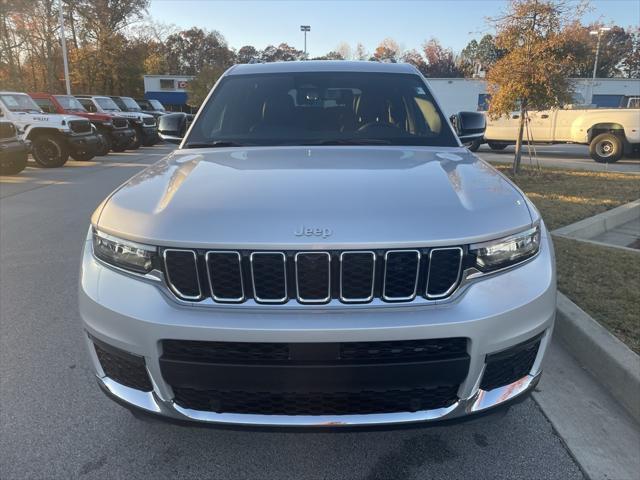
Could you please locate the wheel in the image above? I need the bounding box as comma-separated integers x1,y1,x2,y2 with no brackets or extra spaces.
467,138,482,152
31,133,69,168
129,128,141,150
111,144,127,153
0,152,28,175
70,150,95,161
589,133,623,163
95,133,110,156
488,142,508,151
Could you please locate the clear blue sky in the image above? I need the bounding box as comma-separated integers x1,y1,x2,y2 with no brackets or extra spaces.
148,0,639,57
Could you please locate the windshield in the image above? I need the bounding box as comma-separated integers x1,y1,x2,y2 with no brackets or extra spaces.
54,95,86,112
96,97,121,111
149,99,165,111
0,93,43,113
185,72,457,147
122,97,142,111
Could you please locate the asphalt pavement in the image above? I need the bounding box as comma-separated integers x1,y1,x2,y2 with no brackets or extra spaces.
476,143,640,173
0,144,591,480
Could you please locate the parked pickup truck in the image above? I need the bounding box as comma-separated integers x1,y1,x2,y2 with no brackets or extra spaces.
0,121,30,175
482,107,640,163
0,91,99,167
29,93,135,155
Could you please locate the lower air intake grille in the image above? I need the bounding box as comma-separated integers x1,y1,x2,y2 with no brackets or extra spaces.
172,386,459,415
480,335,542,391
93,340,152,392
340,338,467,362
162,340,290,363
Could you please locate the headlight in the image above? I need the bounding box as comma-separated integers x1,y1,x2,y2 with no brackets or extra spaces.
92,229,157,273
470,225,540,272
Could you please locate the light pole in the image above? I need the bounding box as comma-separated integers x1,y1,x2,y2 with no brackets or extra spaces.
58,0,71,94
588,27,611,105
300,25,310,56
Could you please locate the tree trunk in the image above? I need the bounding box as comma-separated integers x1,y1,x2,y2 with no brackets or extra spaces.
513,106,526,175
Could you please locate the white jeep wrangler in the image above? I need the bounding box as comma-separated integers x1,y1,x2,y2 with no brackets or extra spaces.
0,92,99,167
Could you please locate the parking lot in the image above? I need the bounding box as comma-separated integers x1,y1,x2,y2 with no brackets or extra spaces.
2,144,611,479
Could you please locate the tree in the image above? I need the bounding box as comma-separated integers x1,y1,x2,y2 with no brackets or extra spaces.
237,45,260,64
335,42,352,60
620,27,640,78
400,49,428,76
487,0,585,174
373,38,401,62
422,38,463,77
354,42,368,61
260,43,304,62
312,51,344,61
186,63,225,106
164,27,234,75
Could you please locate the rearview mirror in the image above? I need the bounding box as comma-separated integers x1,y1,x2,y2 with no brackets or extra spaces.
158,112,189,144
450,111,486,145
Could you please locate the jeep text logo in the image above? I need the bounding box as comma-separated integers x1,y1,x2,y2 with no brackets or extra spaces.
294,226,333,239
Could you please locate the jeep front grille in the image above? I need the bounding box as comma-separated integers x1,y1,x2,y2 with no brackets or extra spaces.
69,119,92,134
162,247,465,305
112,117,128,129
143,117,156,126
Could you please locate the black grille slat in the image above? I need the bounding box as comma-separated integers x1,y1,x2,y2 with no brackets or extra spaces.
251,253,287,303
383,250,420,300
340,338,467,362
340,252,375,302
173,386,459,415
296,253,330,303
207,252,244,302
143,116,156,126
427,248,463,298
480,336,541,391
93,341,152,392
164,250,201,299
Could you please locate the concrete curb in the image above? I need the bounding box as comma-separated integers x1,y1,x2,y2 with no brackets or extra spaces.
553,199,640,238
555,292,640,423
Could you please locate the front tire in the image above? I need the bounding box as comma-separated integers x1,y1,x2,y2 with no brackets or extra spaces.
589,133,623,163
96,133,111,156
70,150,95,161
467,138,482,152
129,128,141,150
0,152,28,175
488,142,508,151
31,134,69,168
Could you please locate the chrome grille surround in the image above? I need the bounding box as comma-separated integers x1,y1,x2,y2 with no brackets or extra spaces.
295,252,331,304
205,251,245,303
339,251,376,303
425,247,464,299
163,249,202,300
249,252,288,304
382,249,421,301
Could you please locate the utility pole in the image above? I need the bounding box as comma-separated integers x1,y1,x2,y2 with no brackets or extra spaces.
588,27,611,105
300,25,310,56
58,0,71,94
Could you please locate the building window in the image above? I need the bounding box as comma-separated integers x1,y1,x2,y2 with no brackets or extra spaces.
160,79,175,90
477,94,491,112
592,94,623,108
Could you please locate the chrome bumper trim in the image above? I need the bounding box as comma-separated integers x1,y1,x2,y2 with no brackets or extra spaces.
97,372,541,427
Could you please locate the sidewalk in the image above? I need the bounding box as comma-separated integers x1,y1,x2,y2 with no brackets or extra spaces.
591,216,640,249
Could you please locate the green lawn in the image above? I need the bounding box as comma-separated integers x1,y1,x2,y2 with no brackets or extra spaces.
493,163,640,353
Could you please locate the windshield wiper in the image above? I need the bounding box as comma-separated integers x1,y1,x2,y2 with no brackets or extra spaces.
307,139,392,146
184,141,246,149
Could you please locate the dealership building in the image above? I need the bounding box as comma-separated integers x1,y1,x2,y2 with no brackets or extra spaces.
143,75,195,112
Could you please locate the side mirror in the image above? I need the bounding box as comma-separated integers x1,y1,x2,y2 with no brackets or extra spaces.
158,112,188,144
450,111,486,145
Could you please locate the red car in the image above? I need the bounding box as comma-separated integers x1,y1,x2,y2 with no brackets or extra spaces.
29,93,135,155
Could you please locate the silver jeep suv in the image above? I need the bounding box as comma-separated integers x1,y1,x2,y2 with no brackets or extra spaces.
79,61,555,427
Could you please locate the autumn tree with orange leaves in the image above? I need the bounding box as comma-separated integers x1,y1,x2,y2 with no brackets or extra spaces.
486,0,587,173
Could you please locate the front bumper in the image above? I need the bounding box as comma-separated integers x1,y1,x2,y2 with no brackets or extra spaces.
107,127,135,148
79,227,556,427
0,139,30,160
65,132,100,155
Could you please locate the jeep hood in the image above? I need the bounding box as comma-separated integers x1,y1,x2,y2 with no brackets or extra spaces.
96,146,534,248
9,111,88,125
